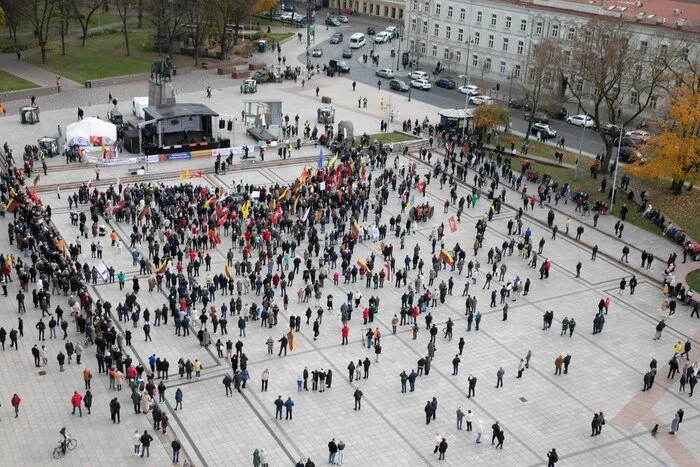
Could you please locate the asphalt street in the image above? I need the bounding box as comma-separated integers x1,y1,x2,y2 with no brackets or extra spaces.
299,15,609,158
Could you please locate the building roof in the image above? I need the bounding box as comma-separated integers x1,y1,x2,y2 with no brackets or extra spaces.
143,103,219,121
525,0,700,31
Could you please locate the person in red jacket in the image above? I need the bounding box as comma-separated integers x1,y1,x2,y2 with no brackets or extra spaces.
71,391,83,417
11,393,21,418
341,325,349,345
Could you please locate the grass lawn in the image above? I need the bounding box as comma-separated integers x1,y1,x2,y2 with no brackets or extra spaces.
687,270,700,293
27,30,195,83
266,32,294,43
496,133,700,242
0,70,39,92
368,132,418,144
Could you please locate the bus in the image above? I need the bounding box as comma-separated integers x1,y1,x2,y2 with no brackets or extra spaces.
349,33,366,49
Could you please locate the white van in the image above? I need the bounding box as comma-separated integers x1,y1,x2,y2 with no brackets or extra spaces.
349,33,367,49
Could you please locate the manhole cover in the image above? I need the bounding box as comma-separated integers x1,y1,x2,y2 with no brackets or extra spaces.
38,371,47,376
519,397,527,402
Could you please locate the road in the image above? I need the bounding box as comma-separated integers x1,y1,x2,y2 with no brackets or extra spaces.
298,14,608,158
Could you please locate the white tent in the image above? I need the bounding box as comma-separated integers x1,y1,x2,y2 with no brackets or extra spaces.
66,117,117,146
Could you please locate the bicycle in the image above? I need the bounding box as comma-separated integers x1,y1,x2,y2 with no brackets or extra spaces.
52,436,77,459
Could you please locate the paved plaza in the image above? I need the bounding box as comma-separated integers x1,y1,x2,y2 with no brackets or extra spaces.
0,30,698,467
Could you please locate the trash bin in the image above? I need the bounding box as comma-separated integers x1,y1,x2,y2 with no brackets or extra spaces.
85,80,92,88
391,49,395,57
258,40,267,53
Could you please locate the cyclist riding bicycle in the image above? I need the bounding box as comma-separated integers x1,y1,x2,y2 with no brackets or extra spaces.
59,427,68,453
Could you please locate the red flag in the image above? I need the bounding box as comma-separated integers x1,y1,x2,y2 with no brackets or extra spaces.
416,182,425,194
188,171,202,179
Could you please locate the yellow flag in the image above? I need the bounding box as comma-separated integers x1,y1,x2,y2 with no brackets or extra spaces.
179,169,190,181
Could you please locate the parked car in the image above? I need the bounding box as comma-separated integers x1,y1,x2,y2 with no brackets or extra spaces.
280,12,293,21
531,122,557,139
328,58,350,72
435,78,456,89
625,130,650,143
384,26,398,38
458,85,480,96
281,4,295,12
601,123,623,137
508,98,531,110
408,70,429,80
342,48,352,58
367,26,376,35
376,68,395,78
613,136,634,147
469,95,493,105
618,146,646,163
337,15,349,22
325,17,340,26
374,31,391,43
329,33,343,44
389,79,409,91
524,111,549,124
567,114,594,128
411,78,432,90
554,107,568,119
312,47,323,57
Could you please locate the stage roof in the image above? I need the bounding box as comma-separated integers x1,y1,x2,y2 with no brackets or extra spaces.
144,103,219,121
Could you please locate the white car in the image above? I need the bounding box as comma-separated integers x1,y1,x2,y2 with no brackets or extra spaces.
411,78,432,90
374,31,391,43
624,130,650,142
567,114,594,128
458,85,480,96
280,12,293,21
337,15,349,23
468,95,493,105
375,68,395,78
408,70,428,80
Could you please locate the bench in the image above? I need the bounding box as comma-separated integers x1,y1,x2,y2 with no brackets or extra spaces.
232,70,251,79
248,63,266,70
217,65,239,75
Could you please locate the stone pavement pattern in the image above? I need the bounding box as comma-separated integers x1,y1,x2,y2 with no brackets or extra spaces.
0,37,698,467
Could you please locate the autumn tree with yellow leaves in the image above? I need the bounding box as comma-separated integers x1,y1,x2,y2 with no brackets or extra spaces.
472,105,509,134
631,76,700,193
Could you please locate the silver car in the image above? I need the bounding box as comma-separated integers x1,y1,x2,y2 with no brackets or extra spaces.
376,68,395,79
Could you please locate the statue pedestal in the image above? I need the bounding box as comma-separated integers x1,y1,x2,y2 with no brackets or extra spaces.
149,79,175,107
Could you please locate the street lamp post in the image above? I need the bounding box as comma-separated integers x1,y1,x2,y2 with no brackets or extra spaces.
610,126,624,211
458,74,470,141
508,69,515,103
463,37,473,86
574,116,587,180
306,0,315,74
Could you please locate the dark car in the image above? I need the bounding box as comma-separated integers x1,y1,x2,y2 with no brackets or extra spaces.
389,79,409,92
508,98,531,111
367,26,376,35
524,111,549,124
435,78,456,89
554,107,568,119
531,122,557,139
281,3,295,12
602,124,623,137
329,33,343,44
328,58,350,73
614,136,634,147
618,146,645,163
342,48,352,58
325,17,340,27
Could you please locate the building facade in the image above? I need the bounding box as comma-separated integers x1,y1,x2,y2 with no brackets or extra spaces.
330,0,406,20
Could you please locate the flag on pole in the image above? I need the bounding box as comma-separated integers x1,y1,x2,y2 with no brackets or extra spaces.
440,248,455,266
293,195,299,213
138,206,149,221
352,220,361,239
5,197,18,213
384,262,393,283
278,187,289,201
288,329,295,351
203,194,217,208
317,147,325,169
301,207,311,222
328,154,338,169
178,169,190,181
154,259,168,274
416,182,425,194
357,258,371,273
225,264,233,279
299,166,310,185
188,171,203,179
33,174,41,187
241,200,251,219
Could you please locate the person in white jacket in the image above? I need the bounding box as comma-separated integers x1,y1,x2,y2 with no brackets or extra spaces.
476,420,484,443
433,433,442,454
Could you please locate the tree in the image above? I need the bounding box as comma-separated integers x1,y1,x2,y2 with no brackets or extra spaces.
256,0,277,17
71,0,105,46
214,0,252,58
522,39,559,141
0,7,5,28
185,0,213,67
0,0,22,43
629,76,700,192
472,104,509,134
21,0,56,64
557,19,686,168
148,0,186,55
114,0,130,56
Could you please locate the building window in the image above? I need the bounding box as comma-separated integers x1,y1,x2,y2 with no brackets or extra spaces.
476,11,482,24
649,95,658,110
505,16,511,29
458,29,464,42
536,21,543,35
409,40,415,51
423,2,429,13
444,48,450,59
474,32,480,45
447,6,453,17
455,50,461,63
384,6,388,16
517,40,524,55
491,14,497,26
420,42,426,55
412,0,418,11
500,61,506,73
460,8,465,20
434,23,439,36
629,90,638,104
446,26,451,39
432,45,438,57
502,38,509,52
639,40,648,54
520,19,527,32
435,3,441,15
411,19,417,32
584,30,592,44
514,64,521,77
575,78,583,92
659,44,668,58
472,54,478,67
422,21,428,34
485,58,491,70
551,25,559,38
488,35,494,48
564,50,571,65
567,28,575,40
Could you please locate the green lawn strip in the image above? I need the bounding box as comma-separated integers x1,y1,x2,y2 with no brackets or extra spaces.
367,132,418,144
0,69,39,92
27,30,195,82
687,270,700,293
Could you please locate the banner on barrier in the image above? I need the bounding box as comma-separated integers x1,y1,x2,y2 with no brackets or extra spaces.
212,146,258,157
